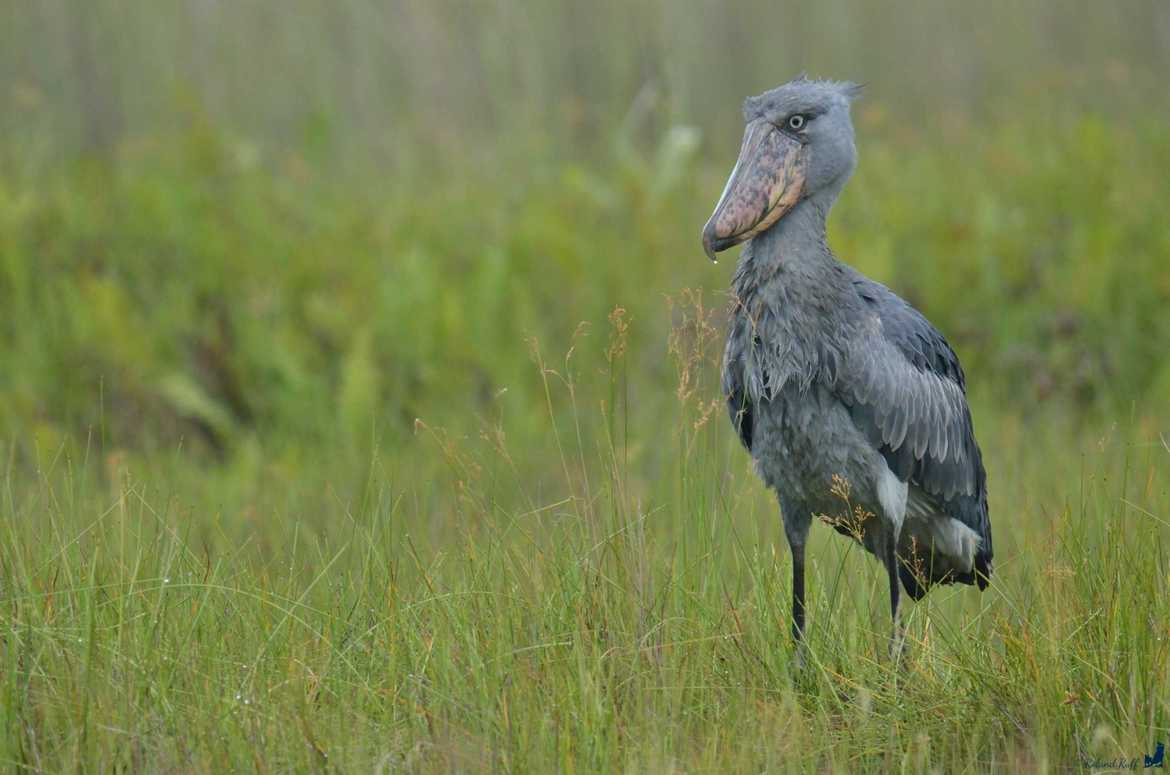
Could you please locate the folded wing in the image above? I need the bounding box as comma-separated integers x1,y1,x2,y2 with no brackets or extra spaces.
838,276,992,588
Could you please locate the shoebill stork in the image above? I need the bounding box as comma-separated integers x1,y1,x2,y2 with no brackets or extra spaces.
702,76,992,659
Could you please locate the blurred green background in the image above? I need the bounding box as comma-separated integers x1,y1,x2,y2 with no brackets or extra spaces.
2,0,1168,467
1,3,1170,770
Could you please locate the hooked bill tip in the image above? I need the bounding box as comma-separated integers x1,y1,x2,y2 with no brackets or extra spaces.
702,222,725,263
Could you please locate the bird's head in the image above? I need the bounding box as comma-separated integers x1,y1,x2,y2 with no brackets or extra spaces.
702,75,861,261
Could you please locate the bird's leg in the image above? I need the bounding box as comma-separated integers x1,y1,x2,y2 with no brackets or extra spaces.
790,540,808,671
883,537,907,665
781,502,812,672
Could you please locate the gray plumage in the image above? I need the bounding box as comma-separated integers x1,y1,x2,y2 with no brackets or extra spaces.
704,76,992,658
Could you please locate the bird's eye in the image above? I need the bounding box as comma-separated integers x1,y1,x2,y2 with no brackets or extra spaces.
787,114,807,131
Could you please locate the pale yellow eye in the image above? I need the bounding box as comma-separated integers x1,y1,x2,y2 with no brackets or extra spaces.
787,114,806,131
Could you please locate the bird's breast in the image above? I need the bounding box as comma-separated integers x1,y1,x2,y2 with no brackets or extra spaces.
722,302,826,406
746,382,890,524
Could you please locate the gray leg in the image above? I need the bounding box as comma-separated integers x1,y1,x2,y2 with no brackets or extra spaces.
789,538,808,672
883,535,907,663
780,498,812,668
791,541,806,644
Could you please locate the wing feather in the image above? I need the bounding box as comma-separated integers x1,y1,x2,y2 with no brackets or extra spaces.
838,276,992,583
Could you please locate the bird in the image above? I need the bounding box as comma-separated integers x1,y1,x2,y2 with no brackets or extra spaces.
702,75,992,662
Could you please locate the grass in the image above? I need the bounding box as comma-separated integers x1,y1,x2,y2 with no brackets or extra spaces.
1,110,1169,770
2,357,1168,771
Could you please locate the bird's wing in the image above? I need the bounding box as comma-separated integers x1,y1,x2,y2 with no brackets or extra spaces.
837,277,992,567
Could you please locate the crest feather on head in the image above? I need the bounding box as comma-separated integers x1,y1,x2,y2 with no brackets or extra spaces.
742,75,864,121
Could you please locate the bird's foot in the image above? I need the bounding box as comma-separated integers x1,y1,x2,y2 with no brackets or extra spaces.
790,640,809,675
888,628,909,670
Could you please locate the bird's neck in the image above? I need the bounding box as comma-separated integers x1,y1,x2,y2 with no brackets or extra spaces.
725,191,857,398
731,192,850,309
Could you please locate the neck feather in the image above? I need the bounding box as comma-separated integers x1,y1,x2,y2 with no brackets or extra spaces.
724,189,857,398
731,189,844,301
